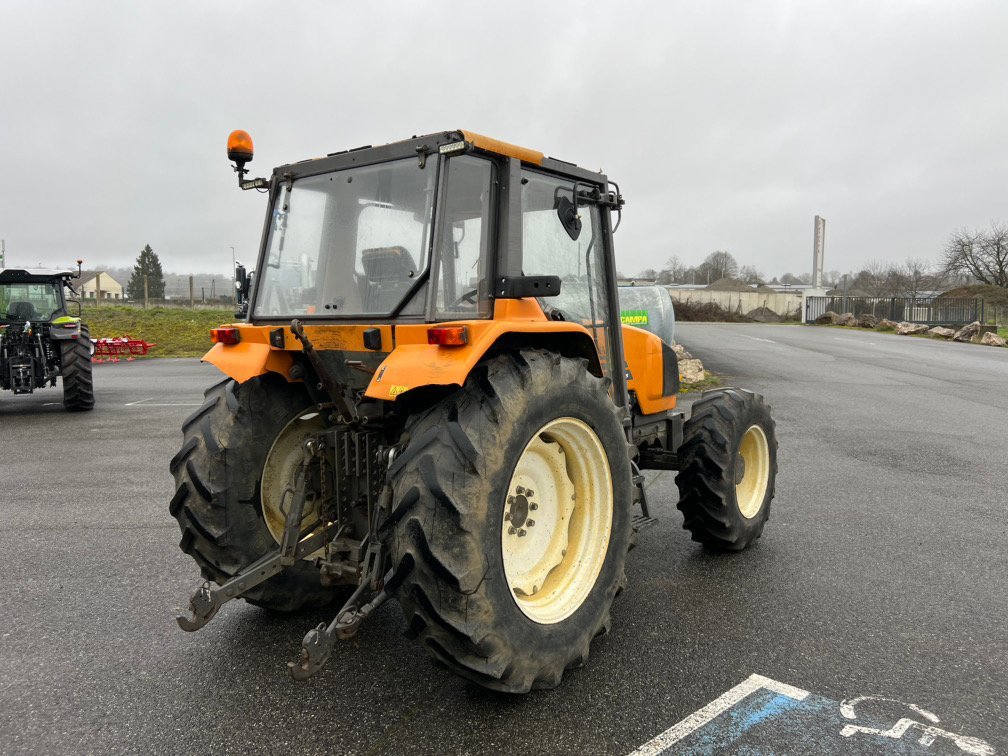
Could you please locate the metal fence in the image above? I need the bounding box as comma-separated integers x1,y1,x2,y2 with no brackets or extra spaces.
804,296,983,326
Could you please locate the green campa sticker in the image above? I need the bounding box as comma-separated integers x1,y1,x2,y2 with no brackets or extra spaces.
620,309,649,326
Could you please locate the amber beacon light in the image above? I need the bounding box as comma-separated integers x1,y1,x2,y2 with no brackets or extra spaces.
227,130,268,190
227,130,254,168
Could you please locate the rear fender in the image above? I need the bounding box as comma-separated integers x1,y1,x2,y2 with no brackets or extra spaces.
48,316,82,340
365,300,599,401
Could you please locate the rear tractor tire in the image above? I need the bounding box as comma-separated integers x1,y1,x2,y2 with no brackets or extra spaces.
385,351,633,693
169,375,344,611
61,326,95,411
675,388,778,551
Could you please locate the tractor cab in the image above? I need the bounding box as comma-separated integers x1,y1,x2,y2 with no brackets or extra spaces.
208,129,673,414
0,268,76,324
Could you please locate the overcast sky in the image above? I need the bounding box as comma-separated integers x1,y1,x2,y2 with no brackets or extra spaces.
1,1,1005,279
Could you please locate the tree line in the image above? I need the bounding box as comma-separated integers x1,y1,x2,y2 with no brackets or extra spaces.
629,222,1008,296
97,245,233,304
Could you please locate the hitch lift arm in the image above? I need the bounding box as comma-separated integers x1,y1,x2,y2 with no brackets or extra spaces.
176,436,328,631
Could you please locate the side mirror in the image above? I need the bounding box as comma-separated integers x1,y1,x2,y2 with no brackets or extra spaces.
235,264,250,301
556,196,582,241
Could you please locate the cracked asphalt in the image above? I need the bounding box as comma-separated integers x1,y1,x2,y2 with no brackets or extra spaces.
1,323,1004,754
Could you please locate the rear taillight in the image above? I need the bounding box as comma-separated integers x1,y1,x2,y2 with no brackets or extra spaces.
210,327,241,345
427,326,468,346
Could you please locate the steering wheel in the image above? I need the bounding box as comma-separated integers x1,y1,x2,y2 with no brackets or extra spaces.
447,288,479,309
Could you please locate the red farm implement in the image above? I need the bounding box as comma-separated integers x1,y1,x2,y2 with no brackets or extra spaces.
93,336,157,363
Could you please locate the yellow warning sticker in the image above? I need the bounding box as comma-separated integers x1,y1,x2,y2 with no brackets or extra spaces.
388,384,409,397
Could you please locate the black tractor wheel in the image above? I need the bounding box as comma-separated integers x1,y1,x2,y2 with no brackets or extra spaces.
61,326,95,411
675,388,778,551
169,375,343,611
385,351,633,693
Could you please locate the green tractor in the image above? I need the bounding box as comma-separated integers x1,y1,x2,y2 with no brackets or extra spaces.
0,267,94,411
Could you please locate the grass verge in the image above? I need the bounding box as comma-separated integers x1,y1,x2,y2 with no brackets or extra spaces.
680,373,723,394
81,306,233,358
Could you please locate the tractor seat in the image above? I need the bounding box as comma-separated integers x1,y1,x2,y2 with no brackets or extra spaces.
361,246,416,282
360,246,417,312
6,301,38,321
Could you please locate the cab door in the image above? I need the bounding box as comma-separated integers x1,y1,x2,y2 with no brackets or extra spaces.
519,169,615,381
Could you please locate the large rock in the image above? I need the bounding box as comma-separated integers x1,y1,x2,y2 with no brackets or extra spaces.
928,326,955,339
875,319,898,331
815,310,840,325
679,358,705,384
857,314,879,328
953,321,982,342
746,307,781,323
837,312,858,326
980,331,1007,347
895,322,929,335
671,342,693,361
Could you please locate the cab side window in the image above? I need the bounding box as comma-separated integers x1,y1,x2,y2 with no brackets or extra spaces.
520,170,611,371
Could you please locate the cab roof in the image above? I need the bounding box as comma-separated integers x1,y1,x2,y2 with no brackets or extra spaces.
0,268,75,283
278,129,609,186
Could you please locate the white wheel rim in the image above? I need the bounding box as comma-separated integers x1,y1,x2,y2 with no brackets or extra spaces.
501,417,613,625
736,424,770,519
261,409,326,558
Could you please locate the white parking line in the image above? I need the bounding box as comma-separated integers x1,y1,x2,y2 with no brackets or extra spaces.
741,335,776,343
125,397,201,407
628,674,810,755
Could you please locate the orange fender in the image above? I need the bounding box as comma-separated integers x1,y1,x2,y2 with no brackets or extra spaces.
622,325,677,415
365,299,596,400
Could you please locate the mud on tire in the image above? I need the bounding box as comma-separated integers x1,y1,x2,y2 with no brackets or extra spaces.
384,350,633,693
61,325,94,411
169,375,342,611
675,388,778,551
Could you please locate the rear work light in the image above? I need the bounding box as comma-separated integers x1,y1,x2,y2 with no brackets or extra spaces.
210,327,241,345
427,326,468,346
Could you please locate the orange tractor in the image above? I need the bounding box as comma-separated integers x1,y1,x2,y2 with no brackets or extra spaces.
171,129,778,692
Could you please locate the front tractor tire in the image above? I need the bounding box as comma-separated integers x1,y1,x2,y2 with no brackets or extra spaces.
385,351,633,693
169,375,341,611
61,326,94,411
675,388,778,551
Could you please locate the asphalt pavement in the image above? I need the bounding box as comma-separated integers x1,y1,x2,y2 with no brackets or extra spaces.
1,324,1005,754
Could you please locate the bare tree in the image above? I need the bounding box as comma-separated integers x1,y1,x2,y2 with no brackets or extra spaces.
637,268,658,281
661,255,687,283
738,265,765,285
854,259,899,297
892,257,947,299
779,272,810,286
943,223,1008,287
704,250,739,280
822,270,843,288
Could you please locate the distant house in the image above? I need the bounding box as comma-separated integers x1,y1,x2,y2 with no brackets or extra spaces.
81,272,124,300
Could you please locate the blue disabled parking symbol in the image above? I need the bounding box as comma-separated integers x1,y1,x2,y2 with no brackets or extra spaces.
629,674,995,755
